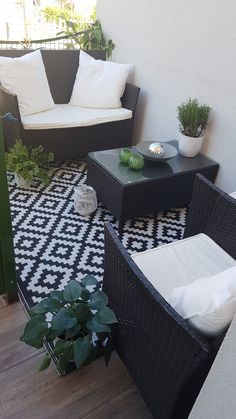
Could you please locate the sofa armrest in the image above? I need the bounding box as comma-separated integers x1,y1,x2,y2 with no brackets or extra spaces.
0,85,21,149
103,222,212,419
121,82,140,114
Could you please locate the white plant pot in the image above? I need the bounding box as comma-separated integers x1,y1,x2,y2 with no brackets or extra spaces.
178,133,204,157
15,174,31,188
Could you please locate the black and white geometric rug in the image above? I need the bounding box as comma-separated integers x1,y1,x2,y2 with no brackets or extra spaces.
8,160,187,309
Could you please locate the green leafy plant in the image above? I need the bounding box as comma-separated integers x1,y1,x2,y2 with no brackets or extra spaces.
5,140,54,185
79,20,115,58
20,277,117,373
177,98,211,138
58,19,115,58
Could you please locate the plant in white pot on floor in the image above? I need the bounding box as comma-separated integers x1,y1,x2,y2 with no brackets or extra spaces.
177,98,211,157
5,139,54,187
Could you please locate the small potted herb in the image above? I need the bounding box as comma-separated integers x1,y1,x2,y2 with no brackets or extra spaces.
5,139,54,187
177,98,211,157
20,276,117,374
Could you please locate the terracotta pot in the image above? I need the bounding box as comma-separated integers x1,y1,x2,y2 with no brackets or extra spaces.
178,133,204,157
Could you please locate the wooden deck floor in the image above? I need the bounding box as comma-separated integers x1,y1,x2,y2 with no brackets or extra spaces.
0,302,151,419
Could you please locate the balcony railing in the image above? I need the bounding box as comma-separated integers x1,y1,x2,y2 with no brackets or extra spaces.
0,32,86,50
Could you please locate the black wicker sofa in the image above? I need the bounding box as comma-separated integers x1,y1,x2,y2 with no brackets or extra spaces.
103,174,236,419
0,49,140,160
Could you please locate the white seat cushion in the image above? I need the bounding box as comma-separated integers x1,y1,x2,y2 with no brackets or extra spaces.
21,104,132,130
69,50,133,109
0,50,55,117
131,233,236,301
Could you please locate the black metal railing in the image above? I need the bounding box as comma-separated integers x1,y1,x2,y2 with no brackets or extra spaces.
0,31,87,50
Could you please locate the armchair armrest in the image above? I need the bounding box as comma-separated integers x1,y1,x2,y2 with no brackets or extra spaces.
121,82,140,114
184,174,223,238
0,85,21,149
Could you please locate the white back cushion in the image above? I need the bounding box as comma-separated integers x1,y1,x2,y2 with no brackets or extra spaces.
168,266,236,337
69,50,133,109
0,50,55,116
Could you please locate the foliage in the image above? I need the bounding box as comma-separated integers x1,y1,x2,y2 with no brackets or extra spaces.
42,6,72,25
5,140,54,185
79,20,115,58
41,2,115,58
177,98,211,138
57,19,88,50
20,277,117,373
58,18,115,58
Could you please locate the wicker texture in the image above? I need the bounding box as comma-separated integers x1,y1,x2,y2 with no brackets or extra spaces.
103,174,236,418
184,174,236,259
0,50,140,159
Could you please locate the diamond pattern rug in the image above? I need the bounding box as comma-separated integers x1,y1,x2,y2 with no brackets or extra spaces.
8,160,187,309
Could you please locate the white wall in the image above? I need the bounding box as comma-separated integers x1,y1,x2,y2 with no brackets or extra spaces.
97,0,236,192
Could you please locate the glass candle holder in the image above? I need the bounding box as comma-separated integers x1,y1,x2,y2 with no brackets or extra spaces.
119,148,133,164
74,185,98,216
128,154,144,170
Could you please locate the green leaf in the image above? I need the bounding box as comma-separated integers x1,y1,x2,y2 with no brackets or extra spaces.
47,328,57,341
38,354,51,371
73,335,92,369
82,345,97,366
57,345,73,374
81,288,90,302
50,290,63,302
20,315,48,348
31,297,60,315
75,303,92,323
63,280,82,302
95,307,117,325
89,291,108,310
53,339,69,356
80,275,98,287
52,308,77,335
65,325,81,339
86,318,111,333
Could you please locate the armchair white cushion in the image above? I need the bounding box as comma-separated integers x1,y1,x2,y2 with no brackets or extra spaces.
0,50,55,116
131,233,236,336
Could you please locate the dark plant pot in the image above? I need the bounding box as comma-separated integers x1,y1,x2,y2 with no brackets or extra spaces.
47,337,106,376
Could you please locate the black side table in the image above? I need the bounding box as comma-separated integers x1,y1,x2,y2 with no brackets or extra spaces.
87,143,219,232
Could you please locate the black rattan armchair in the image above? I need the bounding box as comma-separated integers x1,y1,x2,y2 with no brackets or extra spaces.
103,174,236,419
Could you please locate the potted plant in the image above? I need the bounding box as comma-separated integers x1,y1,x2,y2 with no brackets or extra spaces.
5,139,54,187
20,276,117,374
177,98,211,157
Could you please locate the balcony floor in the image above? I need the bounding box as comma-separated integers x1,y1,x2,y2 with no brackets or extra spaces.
0,302,151,419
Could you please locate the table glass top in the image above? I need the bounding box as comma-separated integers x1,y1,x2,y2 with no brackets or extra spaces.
88,142,218,186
